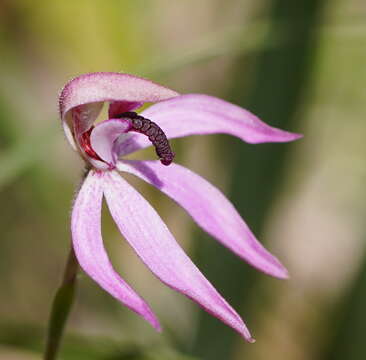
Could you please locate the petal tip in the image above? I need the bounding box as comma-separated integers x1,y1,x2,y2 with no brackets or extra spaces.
276,269,290,280
146,313,162,332
287,132,303,141
239,325,255,343
267,264,289,280
260,130,304,144
281,267,290,279
137,301,162,331
247,336,256,344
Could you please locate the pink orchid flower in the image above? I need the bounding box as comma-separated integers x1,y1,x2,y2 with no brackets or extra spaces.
59,72,301,343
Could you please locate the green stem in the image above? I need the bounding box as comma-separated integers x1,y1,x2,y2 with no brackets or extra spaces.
44,246,78,360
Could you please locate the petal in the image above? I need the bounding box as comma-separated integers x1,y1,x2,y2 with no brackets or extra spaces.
116,94,302,156
65,102,104,151
108,101,143,119
90,118,131,165
102,170,255,342
118,160,288,279
59,72,179,148
71,170,160,330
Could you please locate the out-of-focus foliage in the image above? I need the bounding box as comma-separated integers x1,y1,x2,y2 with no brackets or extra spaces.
0,0,365,359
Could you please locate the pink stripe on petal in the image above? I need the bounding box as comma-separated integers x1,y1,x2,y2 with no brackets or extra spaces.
71,170,160,330
118,160,288,279
102,170,255,342
117,94,302,156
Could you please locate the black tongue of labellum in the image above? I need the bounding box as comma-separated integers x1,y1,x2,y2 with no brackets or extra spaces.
116,111,175,166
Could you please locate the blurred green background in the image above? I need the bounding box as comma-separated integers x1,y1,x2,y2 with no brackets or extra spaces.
0,0,365,359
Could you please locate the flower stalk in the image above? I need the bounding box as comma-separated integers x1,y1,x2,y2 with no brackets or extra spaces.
44,246,78,360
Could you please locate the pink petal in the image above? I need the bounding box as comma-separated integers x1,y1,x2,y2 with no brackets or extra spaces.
63,102,104,151
71,170,160,330
116,94,302,156
102,170,255,342
118,160,288,279
59,72,179,148
90,118,131,165
108,101,143,119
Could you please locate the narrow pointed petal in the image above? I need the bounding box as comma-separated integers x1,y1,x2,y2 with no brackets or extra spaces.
118,160,288,279
72,170,160,330
116,94,302,156
102,170,254,342
59,72,179,148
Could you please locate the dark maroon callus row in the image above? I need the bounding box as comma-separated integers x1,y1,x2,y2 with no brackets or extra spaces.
117,111,175,166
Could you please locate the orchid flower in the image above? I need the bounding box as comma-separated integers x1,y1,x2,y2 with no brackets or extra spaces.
59,72,301,343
